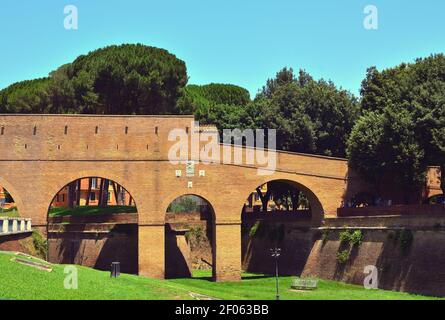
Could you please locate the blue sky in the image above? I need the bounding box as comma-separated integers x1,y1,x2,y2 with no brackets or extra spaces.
0,0,444,97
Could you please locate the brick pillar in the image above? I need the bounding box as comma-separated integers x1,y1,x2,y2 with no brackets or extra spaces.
213,221,241,282
138,223,165,279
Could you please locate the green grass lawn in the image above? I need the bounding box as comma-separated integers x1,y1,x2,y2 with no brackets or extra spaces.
0,207,20,218
48,205,137,217
0,251,439,300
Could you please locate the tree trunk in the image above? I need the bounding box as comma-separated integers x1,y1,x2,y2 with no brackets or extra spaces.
112,182,119,205
67,181,76,208
116,184,122,205
100,179,110,208
85,178,92,206
76,179,81,206
290,191,300,211
98,178,105,207
256,186,271,212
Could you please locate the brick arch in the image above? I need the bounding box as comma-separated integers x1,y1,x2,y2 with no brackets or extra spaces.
162,191,218,221
44,172,140,221
163,193,217,279
165,193,215,214
0,175,25,217
238,176,326,224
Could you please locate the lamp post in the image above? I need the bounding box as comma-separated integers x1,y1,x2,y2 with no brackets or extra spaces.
270,247,281,300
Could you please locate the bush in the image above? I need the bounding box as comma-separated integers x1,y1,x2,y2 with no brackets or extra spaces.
349,230,364,246
339,229,363,246
32,230,47,259
249,221,260,238
339,230,352,244
336,250,350,264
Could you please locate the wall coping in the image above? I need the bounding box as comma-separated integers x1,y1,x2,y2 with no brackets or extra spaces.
0,114,195,119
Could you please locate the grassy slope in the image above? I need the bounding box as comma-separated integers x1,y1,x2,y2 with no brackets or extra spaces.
169,270,439,300
0,252,189,300
0,252,439,300
48,205,137,217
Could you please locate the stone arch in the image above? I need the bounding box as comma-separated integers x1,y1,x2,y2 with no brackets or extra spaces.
162,191,217,220
240,177,325,276
46,175,138,214
240,177,325,224
46,175,139,274
164,193,216,279
45,172,140,217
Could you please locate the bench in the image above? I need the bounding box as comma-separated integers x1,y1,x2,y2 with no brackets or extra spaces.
291,278,318,290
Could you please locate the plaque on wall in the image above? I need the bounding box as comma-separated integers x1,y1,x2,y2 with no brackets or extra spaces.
186,161,195,177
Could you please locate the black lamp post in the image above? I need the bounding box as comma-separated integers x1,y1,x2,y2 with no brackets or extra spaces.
270,247,281,300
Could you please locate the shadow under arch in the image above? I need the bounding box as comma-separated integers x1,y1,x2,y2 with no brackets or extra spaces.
424,193,445,205
241,178,325,224
46,176,139,274
165,193,216,280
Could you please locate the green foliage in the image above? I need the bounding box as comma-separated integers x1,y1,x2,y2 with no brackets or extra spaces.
336,250,350,264
167,196,199,213
339,230,364,246
180,83,250,108
0,207,19,218
339,230,352,244
177,83,254,132
48,205,136,217
347,109,426,194
185,226,206,249
256,68,359,157
349,230,364,246
0,78,51,113
0,252,434,300
350,54,445,195
1,44,187,115
32,230,47,259
249,221,260,238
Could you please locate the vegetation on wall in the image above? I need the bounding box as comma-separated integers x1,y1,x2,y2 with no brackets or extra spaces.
31,230,47,259
336,229,364,264
336,250,350,264
248,221,285,243
339,229,364,246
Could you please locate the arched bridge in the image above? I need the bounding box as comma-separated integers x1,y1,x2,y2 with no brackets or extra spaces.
0,114,353,280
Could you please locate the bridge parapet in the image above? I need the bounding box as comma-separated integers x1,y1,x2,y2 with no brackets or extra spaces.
0,217,32,235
